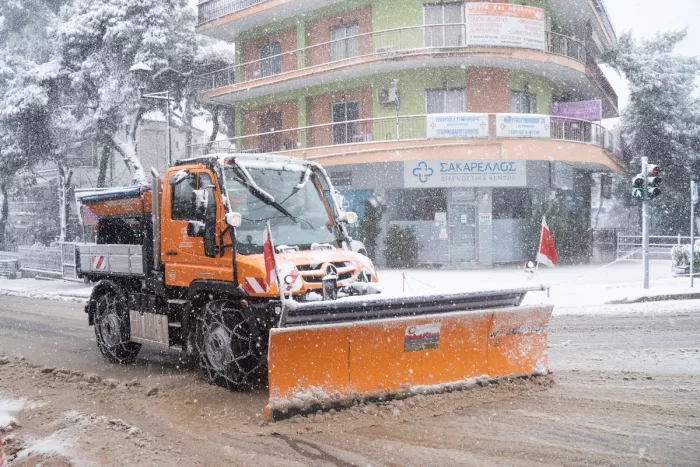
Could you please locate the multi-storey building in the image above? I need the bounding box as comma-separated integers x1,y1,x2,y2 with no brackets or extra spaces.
194,0,624,267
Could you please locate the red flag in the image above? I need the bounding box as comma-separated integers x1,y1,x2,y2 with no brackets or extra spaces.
263,222,278,291
537,217,558,267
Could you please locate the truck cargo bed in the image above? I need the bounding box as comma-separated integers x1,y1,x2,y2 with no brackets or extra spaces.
79,244,144,276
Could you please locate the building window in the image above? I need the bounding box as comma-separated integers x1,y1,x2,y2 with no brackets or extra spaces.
391,188,447,221
330,23,359,61
66,140,98,167
492,189,532,219
426,89,465,114
332,101,359,145
511,91,536,113
424,3,464,47
330,171,353,188
259,42,282,77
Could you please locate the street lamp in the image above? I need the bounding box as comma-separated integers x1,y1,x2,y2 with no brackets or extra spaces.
130,62,176,168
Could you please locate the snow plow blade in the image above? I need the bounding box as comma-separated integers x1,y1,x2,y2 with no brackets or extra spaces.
265,287,553,421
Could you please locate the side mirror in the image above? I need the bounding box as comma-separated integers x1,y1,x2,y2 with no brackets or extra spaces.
169,169,189,186
192,189,209,220
224,212,242,228
339,211,358,225
187,220,205,238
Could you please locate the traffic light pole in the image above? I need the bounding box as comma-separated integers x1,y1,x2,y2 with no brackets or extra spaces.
691,181,696,288
642,157,650,289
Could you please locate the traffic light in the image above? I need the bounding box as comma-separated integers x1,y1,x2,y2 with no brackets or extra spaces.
647,165,662,199
631,164,662,200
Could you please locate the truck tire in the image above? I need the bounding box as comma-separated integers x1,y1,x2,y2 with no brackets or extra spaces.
93,288,141,364
195,300,266,390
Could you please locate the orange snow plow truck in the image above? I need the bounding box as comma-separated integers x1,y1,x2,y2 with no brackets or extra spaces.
77,153,553,420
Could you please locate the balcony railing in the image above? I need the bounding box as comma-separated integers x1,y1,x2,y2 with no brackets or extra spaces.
189,113,619,160
195,26,615,109
197,0,269,25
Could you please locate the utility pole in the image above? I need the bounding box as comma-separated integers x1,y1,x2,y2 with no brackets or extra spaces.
642,156,650,289
691,181,698,287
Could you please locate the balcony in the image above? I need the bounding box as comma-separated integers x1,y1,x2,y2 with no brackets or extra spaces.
189,113,624,172
196,26,618,116
197,0,346,40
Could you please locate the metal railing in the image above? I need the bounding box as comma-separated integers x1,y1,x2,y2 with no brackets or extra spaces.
18,246,62,273
616,234,688,260
190,113,616,158
197,0,268,25
586,54,618,111
195,26,597,94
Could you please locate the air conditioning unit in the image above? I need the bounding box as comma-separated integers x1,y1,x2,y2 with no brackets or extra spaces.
375,45,394,53
378,87,397,105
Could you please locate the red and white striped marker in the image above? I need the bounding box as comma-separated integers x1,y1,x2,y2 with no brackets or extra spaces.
0,437,9,467
91,255,107,270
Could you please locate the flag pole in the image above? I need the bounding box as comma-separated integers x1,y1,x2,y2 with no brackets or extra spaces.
536,216,545,271
265,222,293,327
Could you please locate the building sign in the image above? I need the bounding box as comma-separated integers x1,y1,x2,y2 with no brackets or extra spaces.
466,3,546,51
479,213,493,226
426,114,489,139
496,114,550,138
550,100,602,121
405,160,527,188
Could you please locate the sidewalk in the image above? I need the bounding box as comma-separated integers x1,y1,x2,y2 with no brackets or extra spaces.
378,260,700,312
0,260,698,312
0,277,92,302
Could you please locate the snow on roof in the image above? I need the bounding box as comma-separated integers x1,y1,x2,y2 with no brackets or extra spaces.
179,152,323,172
141,111,207,134
75,186,147,203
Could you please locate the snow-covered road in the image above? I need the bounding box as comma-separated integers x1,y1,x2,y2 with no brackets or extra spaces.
1,294,698,466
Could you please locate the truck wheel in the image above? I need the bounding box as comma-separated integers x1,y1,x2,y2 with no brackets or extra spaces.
94,289,141,364
196,300,266,390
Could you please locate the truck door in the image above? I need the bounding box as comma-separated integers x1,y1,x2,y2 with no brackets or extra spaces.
162,169,230,287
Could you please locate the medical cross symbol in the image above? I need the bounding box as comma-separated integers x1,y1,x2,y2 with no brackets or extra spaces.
412,161,434,183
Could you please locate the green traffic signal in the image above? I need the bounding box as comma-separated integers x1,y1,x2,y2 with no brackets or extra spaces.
633,188,645,199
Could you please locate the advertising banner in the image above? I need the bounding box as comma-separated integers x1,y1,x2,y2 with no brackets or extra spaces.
426,114,489,139
466,3,546,51
405,160,527,188
550,100,602,121
496,114,550,138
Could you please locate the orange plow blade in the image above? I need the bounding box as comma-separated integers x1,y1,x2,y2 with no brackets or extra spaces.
265,291,553,420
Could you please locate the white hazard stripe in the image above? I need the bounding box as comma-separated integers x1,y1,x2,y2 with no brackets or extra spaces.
245,277,267,294
91,255,107,270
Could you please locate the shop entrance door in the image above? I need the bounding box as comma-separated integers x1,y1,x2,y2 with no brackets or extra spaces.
448,203,477,263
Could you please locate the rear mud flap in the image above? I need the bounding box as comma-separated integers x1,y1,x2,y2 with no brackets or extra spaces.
265,305,553,421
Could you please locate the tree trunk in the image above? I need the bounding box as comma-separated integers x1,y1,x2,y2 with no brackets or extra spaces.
109,136,148,186
0,182,8,251
209,106,221,143
96,144,112,188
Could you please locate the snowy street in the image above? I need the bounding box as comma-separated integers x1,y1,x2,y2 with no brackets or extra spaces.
1,294,699,466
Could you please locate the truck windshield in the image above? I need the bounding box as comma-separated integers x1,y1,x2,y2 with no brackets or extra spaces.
224,166,337,254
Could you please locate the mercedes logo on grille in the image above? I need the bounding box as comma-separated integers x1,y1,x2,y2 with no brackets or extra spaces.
323,263,338,277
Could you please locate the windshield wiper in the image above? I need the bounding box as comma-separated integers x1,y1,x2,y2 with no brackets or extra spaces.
230,165,298,224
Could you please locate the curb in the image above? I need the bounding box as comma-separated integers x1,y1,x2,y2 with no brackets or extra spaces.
606,292,700,305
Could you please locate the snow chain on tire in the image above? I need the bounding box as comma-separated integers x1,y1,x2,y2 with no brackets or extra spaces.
195,300,267,390
93,287,141,364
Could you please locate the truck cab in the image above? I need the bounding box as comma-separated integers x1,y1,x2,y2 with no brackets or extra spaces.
160,154,378,297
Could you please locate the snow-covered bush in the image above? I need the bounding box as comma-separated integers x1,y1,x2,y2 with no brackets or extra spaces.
384,225,421,268
670,240,700,268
